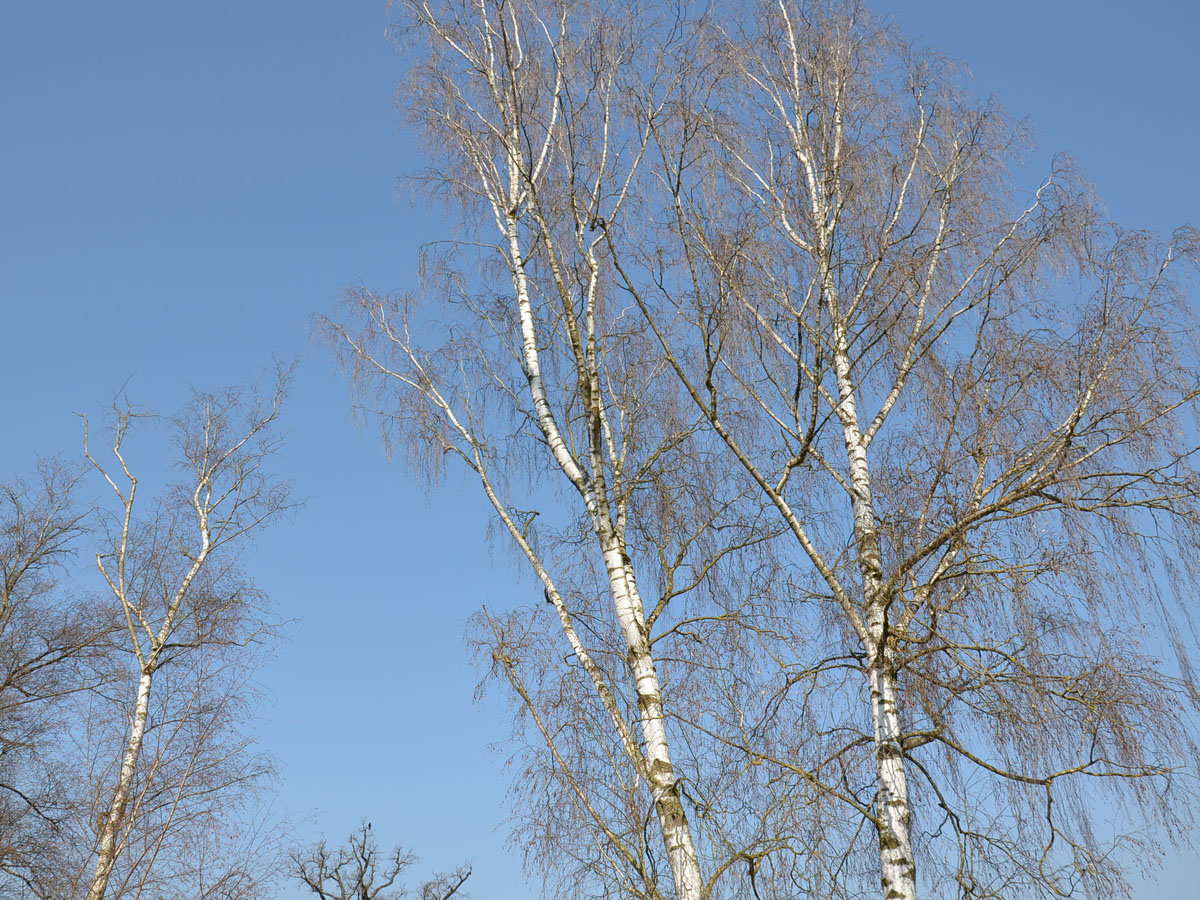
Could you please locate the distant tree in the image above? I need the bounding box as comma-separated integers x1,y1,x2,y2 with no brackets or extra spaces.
73,378,292,900
292,822,470,900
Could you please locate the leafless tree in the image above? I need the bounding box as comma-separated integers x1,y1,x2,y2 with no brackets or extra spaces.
68,378,293,900
334,1,1199,899
322,3,818,899
604,2,1200,899
292,822,470,900
0,461,108,896
330,2,702,898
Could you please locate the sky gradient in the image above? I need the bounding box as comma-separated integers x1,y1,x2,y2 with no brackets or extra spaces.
1,2,1196,897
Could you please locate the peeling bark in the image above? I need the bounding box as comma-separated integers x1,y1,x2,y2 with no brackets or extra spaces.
869,659,916,900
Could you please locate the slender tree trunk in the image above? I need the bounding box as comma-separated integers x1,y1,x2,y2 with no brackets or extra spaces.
832,324,918,900
502,203,706,900
88,666,154,900
868,645,916,900
600,537,705,900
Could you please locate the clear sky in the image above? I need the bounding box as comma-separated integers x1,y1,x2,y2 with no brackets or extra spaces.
0,2,1196,898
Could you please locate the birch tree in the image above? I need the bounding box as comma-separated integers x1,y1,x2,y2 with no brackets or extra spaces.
324,3,811,899
330,8,711,883
336,1,1198,898
77,380,291,900
606,2,1200,898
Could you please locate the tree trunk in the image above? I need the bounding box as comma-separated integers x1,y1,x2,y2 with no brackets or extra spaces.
832,325,918,900
868,646,917,900
601,538,705,900
503,201,706,900
88,667,153,900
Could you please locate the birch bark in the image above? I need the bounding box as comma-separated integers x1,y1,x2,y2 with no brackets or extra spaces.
86,669,153,900
599,535,704,900
831,322,917,900
504,207,706,900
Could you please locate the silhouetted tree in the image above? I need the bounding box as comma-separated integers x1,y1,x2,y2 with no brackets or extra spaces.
293,822,470,900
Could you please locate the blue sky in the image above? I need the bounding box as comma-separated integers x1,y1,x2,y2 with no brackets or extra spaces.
0,2,1196,898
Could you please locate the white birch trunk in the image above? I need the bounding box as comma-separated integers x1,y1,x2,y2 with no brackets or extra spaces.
502,205,705,900
87,667,154,900
600,538,705,900
868,649,916,900
831,326,918,900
